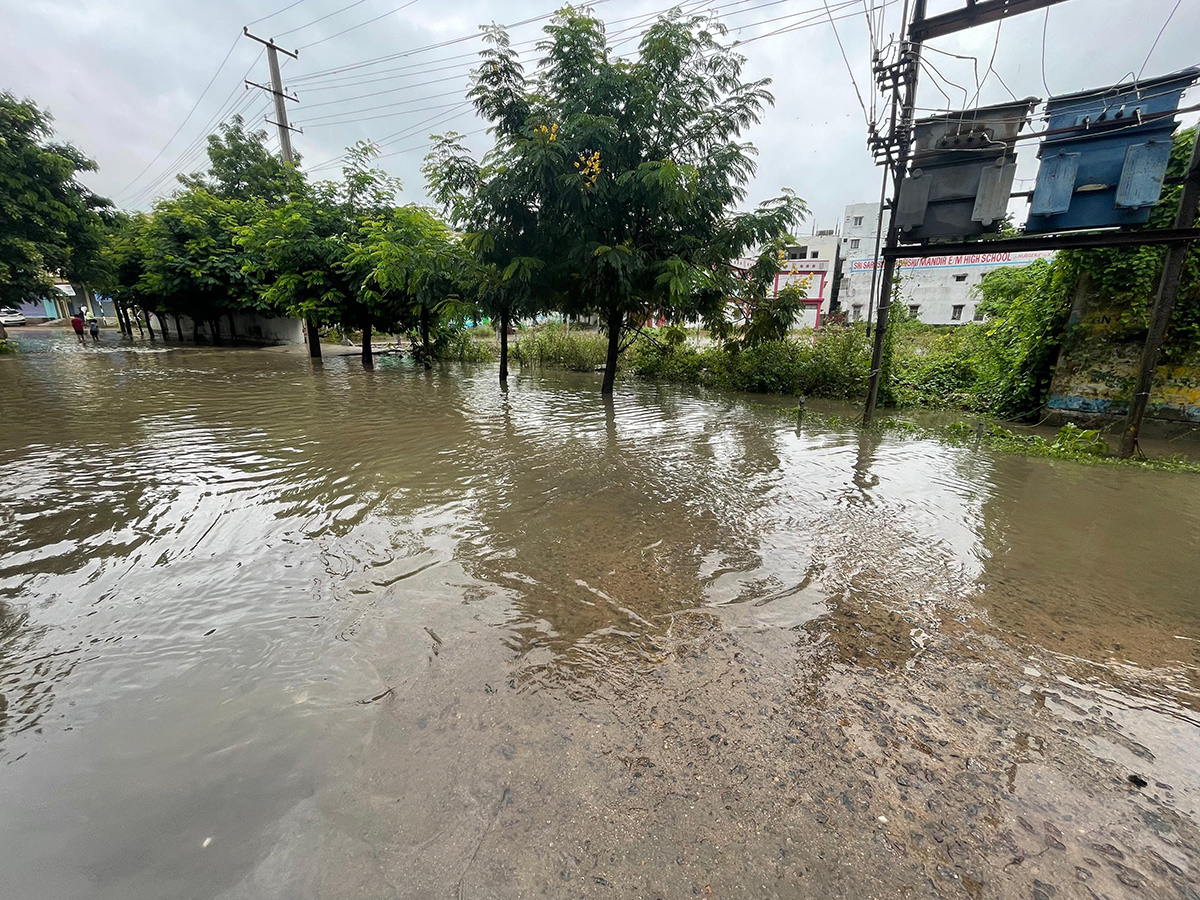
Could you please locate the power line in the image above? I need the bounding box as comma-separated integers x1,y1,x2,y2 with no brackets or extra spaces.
128,91,271,208
293,0,623,82
300,88,464,122
304,100,465,129
274,0,371,38
298,0,423,50
1138,0,1184,82
115,33,242,199
822,0,871,128
246,0,312,27
121,50,267,207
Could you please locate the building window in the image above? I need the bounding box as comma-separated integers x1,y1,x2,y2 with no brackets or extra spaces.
973,307,984,322
853,216,863,226
908,305,920,319
951,304,964,321
852,304,863,321
954,273,968,282
850,239,860,250
810,251,818,259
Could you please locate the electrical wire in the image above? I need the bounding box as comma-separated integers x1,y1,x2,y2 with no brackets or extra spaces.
968,18,1003,108
115,33,242,199
299,88,464,123
1040,6,1052,96
273,0,371,39
298,0,423,50
128,91,270,208
303,100,464,129
822,0,871,128
246,0,311,27
121,48,267,207
294,0,623,82
1138,0,1184,82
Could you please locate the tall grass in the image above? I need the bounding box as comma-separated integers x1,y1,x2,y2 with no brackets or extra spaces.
511,324,609,371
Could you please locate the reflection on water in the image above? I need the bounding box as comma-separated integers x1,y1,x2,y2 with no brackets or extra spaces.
0,330,1197,898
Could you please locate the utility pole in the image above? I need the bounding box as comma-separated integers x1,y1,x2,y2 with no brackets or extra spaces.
243,28,323,358
861,0,1075,424
1119,131,1200,457
243,28,300,164
863,0,926,425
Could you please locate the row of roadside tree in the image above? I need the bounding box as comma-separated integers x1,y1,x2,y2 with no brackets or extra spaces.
3,9,812,393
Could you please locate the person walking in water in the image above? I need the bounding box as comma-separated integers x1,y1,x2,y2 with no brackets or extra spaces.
70,312,86,344
88,315,100,343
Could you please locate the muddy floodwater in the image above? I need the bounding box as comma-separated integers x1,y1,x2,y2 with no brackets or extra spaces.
1,330,1199,900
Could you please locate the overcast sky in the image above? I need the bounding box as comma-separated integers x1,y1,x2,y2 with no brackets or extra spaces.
3,0,1197,230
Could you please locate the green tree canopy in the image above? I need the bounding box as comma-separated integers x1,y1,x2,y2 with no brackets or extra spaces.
425,9,807,395
236,143,403,358
180,115,300,206
0,92,111,306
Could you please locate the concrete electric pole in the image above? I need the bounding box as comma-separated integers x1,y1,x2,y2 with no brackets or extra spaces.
242,27,300,165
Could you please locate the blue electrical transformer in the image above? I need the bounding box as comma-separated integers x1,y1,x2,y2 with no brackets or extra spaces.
1026,67,1199,233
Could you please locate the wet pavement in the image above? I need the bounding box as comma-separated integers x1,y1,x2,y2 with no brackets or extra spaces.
1,328,1198,899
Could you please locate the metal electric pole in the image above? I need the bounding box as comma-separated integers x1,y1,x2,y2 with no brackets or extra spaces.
862,0,926,425
1119,130,1200,457
243,27,301,165
860,0,1076,425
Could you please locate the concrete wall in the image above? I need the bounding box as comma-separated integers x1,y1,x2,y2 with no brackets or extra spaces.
151,312,305,345
1048,296,1200,424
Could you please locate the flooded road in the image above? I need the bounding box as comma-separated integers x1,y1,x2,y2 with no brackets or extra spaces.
1,330,1198,899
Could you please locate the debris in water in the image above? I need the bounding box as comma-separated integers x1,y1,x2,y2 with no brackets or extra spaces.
358,686,395,705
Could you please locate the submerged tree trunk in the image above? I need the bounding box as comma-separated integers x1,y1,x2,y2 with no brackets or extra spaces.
499,309,509,385
226,313,237,343
361,319,373,369
420,305,432,370
134,308,145,336
193,318,201,343
306,319,321,359
601,307,622,396
210,318,222,346
156,313,170,339
174,316,184,341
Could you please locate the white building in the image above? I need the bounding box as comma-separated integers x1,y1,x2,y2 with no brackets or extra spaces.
733,232,840,329
836,202,1055,325
783,233,839,328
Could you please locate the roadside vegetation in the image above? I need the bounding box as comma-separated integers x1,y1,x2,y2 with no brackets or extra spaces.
2,13,1197,467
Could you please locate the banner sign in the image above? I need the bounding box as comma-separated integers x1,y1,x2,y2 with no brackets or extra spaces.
849,250,1055,273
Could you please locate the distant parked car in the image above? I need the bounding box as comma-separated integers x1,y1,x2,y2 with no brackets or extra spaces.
0,308,27,326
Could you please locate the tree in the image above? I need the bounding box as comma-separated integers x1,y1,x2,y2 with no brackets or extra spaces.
424,27,547,385
138,187,267,342
0,92,111,306
348,203,467,369
477,9,806,391
426,11,806,395
98,211,153,335
238,144,401,361
717,239,810,348
180,116,299,206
